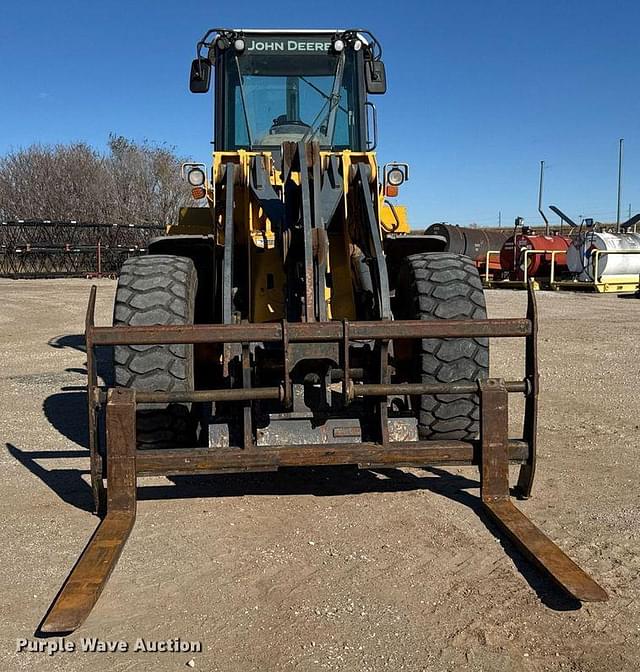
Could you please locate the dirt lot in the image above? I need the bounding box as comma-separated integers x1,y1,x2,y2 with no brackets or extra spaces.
1,278,639,671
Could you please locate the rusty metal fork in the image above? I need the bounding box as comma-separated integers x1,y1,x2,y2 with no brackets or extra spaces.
40,388,138,633
479,379,607,603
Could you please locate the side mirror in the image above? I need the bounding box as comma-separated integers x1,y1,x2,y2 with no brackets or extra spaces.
189,58,211,93
365,60,387,94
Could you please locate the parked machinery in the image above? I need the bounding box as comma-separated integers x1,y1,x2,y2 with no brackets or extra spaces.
499,219,571,282
0,220,163,278
385,223,510,283
483,217,571,287
551,206,640,293
40,28,607,634
486,207,640,292
423,223,510,276
568,231,640,280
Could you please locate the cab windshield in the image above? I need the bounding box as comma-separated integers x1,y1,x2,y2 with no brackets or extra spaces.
222,49,361,150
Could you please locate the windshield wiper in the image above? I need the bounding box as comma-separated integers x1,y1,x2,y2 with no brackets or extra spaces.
302,52,346,148
299,76,348,116
234,54,254,148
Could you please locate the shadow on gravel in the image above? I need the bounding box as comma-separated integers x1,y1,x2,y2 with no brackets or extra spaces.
6,443,94,512
43,392,88,448
48,333,86,352
5,334,113,512
155,466,580,612
42,334,113,448
48,333,113,384
28,335,581,613
388,466,583,613
7,440,581,613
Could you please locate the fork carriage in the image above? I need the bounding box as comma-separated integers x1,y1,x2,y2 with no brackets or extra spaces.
39,281,607,635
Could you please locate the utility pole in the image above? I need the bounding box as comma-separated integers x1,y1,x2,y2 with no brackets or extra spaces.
616,138,624,232
498,211,502,228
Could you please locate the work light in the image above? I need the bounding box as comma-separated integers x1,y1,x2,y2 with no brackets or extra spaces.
187,168,206,186
386,167,405,187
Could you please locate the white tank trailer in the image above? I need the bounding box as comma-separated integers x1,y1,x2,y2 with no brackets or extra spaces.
567,230,640,282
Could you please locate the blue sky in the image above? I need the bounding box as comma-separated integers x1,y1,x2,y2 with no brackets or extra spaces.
1,1,638,228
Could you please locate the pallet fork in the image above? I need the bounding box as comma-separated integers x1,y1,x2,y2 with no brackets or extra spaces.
40,282,606,634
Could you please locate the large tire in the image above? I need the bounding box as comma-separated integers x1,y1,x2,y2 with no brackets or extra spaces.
113,255,198,449
394,253,489,440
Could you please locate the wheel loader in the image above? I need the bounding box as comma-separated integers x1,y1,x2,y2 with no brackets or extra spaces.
41,28,606,634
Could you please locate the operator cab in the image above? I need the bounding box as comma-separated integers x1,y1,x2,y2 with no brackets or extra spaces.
189,29,387,152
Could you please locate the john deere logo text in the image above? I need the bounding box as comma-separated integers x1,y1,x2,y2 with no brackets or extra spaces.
248,40,331,53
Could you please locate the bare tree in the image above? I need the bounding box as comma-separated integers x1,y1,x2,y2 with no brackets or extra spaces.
0,137,194,224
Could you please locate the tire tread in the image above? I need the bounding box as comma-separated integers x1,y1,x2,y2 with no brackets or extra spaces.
396,253,489,440
113,255,197,449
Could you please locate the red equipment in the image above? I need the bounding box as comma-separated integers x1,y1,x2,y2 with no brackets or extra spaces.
500,232,571,280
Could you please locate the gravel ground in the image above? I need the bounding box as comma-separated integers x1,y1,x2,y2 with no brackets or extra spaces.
1,278,639,671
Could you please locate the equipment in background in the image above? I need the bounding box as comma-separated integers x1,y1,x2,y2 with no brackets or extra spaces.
568,231,640,281
40,28,607,635
484,207,640,293
550,206,640,293
483,216,571,288
499,224,571,282
423,223,510,277
0,220,163,278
